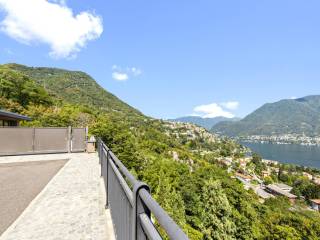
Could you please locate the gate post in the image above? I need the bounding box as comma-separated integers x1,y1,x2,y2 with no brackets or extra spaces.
68,126,72,153
85,126,88,152
32,127,36,153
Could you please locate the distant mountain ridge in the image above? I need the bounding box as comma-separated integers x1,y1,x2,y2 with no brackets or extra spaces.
170,116,240,130
212,95,320,136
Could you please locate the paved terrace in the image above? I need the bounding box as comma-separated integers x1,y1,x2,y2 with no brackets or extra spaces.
0,153,115,240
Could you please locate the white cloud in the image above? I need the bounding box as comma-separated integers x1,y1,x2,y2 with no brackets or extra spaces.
130,67,142,76
220,101,239,110
193,102,238,118
0,0,103,58
111,65,142,81
49,0,66,5
112,72,128,81
189,113,202,117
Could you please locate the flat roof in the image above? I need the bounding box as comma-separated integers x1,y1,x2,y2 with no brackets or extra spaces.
275,183,292,190
0,110,31,121
255,188,274,199
267,184,297,199
235,172,253,180
310,199,320,205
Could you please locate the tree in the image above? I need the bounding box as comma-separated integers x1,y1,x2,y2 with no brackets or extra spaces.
154,170,187,227
251,153,266,175
199,179,236,240
268,225,300,240
0,67,52,107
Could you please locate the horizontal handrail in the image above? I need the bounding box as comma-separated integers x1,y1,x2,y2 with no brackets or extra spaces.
98,138,189,240
108,153,134,205
139,213,162,240
139,189,188,239
109,150,139,186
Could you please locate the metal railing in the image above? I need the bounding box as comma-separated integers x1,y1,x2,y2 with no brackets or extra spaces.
97,139,189,240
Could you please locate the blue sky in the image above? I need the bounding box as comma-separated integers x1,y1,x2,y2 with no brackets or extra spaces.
0,0,319,119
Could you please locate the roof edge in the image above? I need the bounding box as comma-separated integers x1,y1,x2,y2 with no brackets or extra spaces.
0,110,32,121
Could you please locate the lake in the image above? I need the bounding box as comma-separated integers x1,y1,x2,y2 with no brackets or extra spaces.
239,142,320,169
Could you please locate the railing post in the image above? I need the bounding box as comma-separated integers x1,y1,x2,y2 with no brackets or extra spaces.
99,140,110,209
98,139,102,164
105,149,110,209
100,144,103,177
133,181,151,240
97,139,99,157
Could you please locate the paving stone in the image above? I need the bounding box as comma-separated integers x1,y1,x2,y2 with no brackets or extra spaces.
0,153,115,240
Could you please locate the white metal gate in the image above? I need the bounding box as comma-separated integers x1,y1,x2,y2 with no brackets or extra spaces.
71,128,87,152
0,127,87,156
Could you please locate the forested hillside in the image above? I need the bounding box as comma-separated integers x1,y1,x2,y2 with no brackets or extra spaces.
212,96,320,136
1,64,320,240
4,63,140,115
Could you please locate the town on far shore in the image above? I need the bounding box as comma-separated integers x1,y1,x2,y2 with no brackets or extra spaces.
237,134,320,146
163,120,320,213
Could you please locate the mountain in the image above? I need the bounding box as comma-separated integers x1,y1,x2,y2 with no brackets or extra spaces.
3,63,140,116
2,64,320,238
212,95,320,136
170,116,240,130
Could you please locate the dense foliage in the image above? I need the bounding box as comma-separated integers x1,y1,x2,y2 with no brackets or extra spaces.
1,64,320,239
4,63,140,115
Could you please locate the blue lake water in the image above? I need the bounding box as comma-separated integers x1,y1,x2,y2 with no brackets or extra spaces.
239,142,320,169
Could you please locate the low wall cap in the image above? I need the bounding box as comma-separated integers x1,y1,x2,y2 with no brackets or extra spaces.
88,136,96,142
